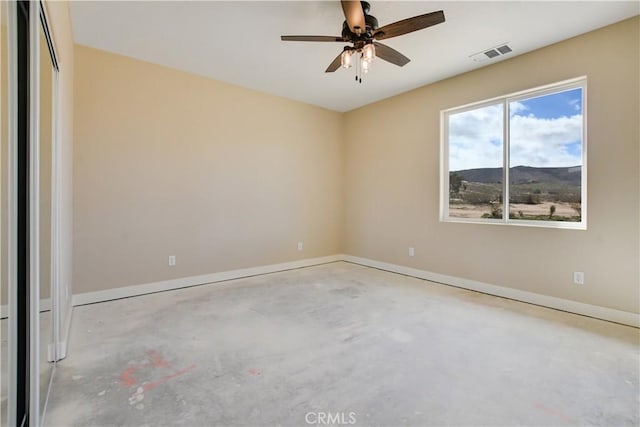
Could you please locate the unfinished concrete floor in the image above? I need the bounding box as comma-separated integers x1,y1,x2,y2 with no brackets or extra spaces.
45,262,639,426
2,312,53,422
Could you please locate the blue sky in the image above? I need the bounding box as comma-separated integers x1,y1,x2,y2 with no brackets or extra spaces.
511,88,582,119
449,88,583,171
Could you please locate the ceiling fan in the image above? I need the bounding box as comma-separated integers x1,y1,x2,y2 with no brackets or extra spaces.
281,1,445,82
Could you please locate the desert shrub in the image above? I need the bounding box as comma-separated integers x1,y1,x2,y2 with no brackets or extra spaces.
461,191,494,205
481,202,503,219
526,193,541,204
449,172,463,195
508,192,541,204
490,203,503,218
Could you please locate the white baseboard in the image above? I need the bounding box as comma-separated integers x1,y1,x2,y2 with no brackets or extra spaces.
342,255,640,328
72,255,343,307
5,254,639,329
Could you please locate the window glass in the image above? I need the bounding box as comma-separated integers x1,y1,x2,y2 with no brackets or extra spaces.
508,88,583,222
448,103,503,219
442,79,586,229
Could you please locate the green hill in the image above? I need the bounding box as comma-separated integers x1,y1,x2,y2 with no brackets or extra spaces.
453,165,581,186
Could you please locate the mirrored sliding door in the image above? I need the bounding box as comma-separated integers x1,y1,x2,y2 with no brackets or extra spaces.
0,1,61,424
37,7,55,421
1,0,11,424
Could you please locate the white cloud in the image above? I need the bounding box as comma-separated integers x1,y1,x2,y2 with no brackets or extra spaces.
509,101,528,116
569,98,581,111
510,114,582,167
449,104,503,171
449,106,582,171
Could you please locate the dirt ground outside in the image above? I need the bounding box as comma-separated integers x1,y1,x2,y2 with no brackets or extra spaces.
449,201,580,219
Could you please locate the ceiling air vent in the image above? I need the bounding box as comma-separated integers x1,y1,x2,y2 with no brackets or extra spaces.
497,44,512,55
469,43,513,63
484,49,500,59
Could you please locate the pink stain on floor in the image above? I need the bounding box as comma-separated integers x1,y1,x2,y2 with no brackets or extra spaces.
147,350,170,368
141,364,197,392
119,350,196,390
119,367,138,387
247,368,262,376
534,402,575,423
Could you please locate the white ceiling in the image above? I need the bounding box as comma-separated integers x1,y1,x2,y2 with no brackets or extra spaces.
69,1,639,112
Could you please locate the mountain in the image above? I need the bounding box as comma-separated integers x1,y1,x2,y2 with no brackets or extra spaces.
453,165,582,185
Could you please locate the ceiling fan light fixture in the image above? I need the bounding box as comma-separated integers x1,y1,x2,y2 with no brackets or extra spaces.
361,56,371,73
362,42,375,63
341,49,353,69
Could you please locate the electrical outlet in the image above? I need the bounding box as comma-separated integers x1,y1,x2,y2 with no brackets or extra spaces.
573,271,584,285
408,247,415,257
168,255,176,266
297,241,304,251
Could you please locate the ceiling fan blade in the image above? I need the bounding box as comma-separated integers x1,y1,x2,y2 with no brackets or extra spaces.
281,35,346,42
341,0,366,34
373,42,410,67
325,52,343,73
375,10,445,40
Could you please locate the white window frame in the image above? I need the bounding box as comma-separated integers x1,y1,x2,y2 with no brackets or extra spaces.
440,76,587,230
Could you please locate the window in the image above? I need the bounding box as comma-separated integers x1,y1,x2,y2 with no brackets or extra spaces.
441,78,586,229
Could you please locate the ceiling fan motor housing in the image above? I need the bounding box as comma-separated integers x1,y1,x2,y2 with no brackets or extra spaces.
341,10,378,41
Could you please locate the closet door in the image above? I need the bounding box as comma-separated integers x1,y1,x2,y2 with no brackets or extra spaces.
0,2,59,423
0,0,13,424
29,1,60,424
0,1,61,424
34,4,55,423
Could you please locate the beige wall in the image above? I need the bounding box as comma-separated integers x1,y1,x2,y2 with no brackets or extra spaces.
73,17,638,315
344,17,639,314
73,45,344,293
